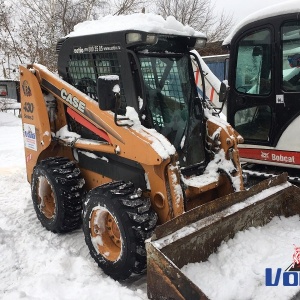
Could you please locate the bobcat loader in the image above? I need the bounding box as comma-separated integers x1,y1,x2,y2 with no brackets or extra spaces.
20,14,300,299
223,1,300,184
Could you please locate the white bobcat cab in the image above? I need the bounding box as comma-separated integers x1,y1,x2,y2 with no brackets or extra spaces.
223,1,300,183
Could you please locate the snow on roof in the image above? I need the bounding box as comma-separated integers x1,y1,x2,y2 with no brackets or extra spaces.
223,0,300,45
67,13,206,38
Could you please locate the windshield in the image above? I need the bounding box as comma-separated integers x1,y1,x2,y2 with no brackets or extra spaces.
138,53,206,171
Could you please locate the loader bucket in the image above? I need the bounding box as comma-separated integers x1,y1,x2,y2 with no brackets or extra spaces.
146,173,300,300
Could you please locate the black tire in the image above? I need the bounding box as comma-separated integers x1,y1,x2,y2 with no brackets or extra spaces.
82,181,158,280
31,157,85,233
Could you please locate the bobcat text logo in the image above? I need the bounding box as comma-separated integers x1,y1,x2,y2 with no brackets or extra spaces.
61,89,86,113
271,154,295,163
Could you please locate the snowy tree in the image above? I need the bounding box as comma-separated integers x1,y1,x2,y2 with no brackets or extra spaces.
0,0,21,78
0,0,231,78
0,0,145,76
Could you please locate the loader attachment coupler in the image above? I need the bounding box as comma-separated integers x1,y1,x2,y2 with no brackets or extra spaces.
146,173,300,300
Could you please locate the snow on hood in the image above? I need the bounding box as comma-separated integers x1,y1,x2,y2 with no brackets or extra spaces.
123,106,176,160
67,13,205,38
223,0,300,45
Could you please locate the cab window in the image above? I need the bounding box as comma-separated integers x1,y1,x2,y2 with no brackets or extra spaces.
281,21,300,92
234,105,272,141
235,29,272,95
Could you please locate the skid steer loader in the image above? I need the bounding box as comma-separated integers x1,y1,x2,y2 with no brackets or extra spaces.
20,14,299,299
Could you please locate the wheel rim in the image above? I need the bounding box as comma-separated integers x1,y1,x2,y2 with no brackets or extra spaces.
90,208,122,262
36,176,56,219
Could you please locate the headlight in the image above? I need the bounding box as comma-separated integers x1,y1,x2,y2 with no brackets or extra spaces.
126,32,158,45
194,37,207,49
126,32,143,44
146,34,158,45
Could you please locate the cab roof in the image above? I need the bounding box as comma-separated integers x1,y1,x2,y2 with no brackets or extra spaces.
223,0,300,46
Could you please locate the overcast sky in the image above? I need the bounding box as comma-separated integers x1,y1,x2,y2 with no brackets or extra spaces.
214,0,293,25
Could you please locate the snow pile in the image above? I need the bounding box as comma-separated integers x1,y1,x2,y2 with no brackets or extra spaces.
182,215,300,300
79,150,109,163
223,0,300,45
182,149,241,191
68,13,205,38
0,111,21,127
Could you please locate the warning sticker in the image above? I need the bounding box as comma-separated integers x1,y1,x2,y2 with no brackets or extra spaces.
23,123,37,151
276,94,284,104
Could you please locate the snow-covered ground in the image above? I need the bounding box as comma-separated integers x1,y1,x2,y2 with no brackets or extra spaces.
0,112,148,300
1,111,300,300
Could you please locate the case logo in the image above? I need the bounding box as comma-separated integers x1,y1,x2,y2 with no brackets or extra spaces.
61,88,86,113
22,80,32,97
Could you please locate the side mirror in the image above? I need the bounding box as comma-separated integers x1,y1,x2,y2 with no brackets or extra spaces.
97,75,120,110
219,81,229,103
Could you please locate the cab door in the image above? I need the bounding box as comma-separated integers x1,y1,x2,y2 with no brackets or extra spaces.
227,26,275,146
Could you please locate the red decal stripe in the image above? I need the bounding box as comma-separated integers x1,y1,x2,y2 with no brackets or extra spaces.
195,69,200,85
239,148,300,165
67,107,111,143
210,88,214,101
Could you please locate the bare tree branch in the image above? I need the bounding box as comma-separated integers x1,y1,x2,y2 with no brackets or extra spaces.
155,0,233,44
0,0,231,78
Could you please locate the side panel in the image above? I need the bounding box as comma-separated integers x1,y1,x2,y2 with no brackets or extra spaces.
239,146,300,168
277,115,300,151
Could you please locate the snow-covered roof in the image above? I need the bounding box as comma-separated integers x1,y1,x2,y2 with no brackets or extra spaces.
223,0,300,45
67,13,206,39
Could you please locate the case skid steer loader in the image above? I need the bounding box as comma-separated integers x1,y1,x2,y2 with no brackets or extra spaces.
20,14,300,299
